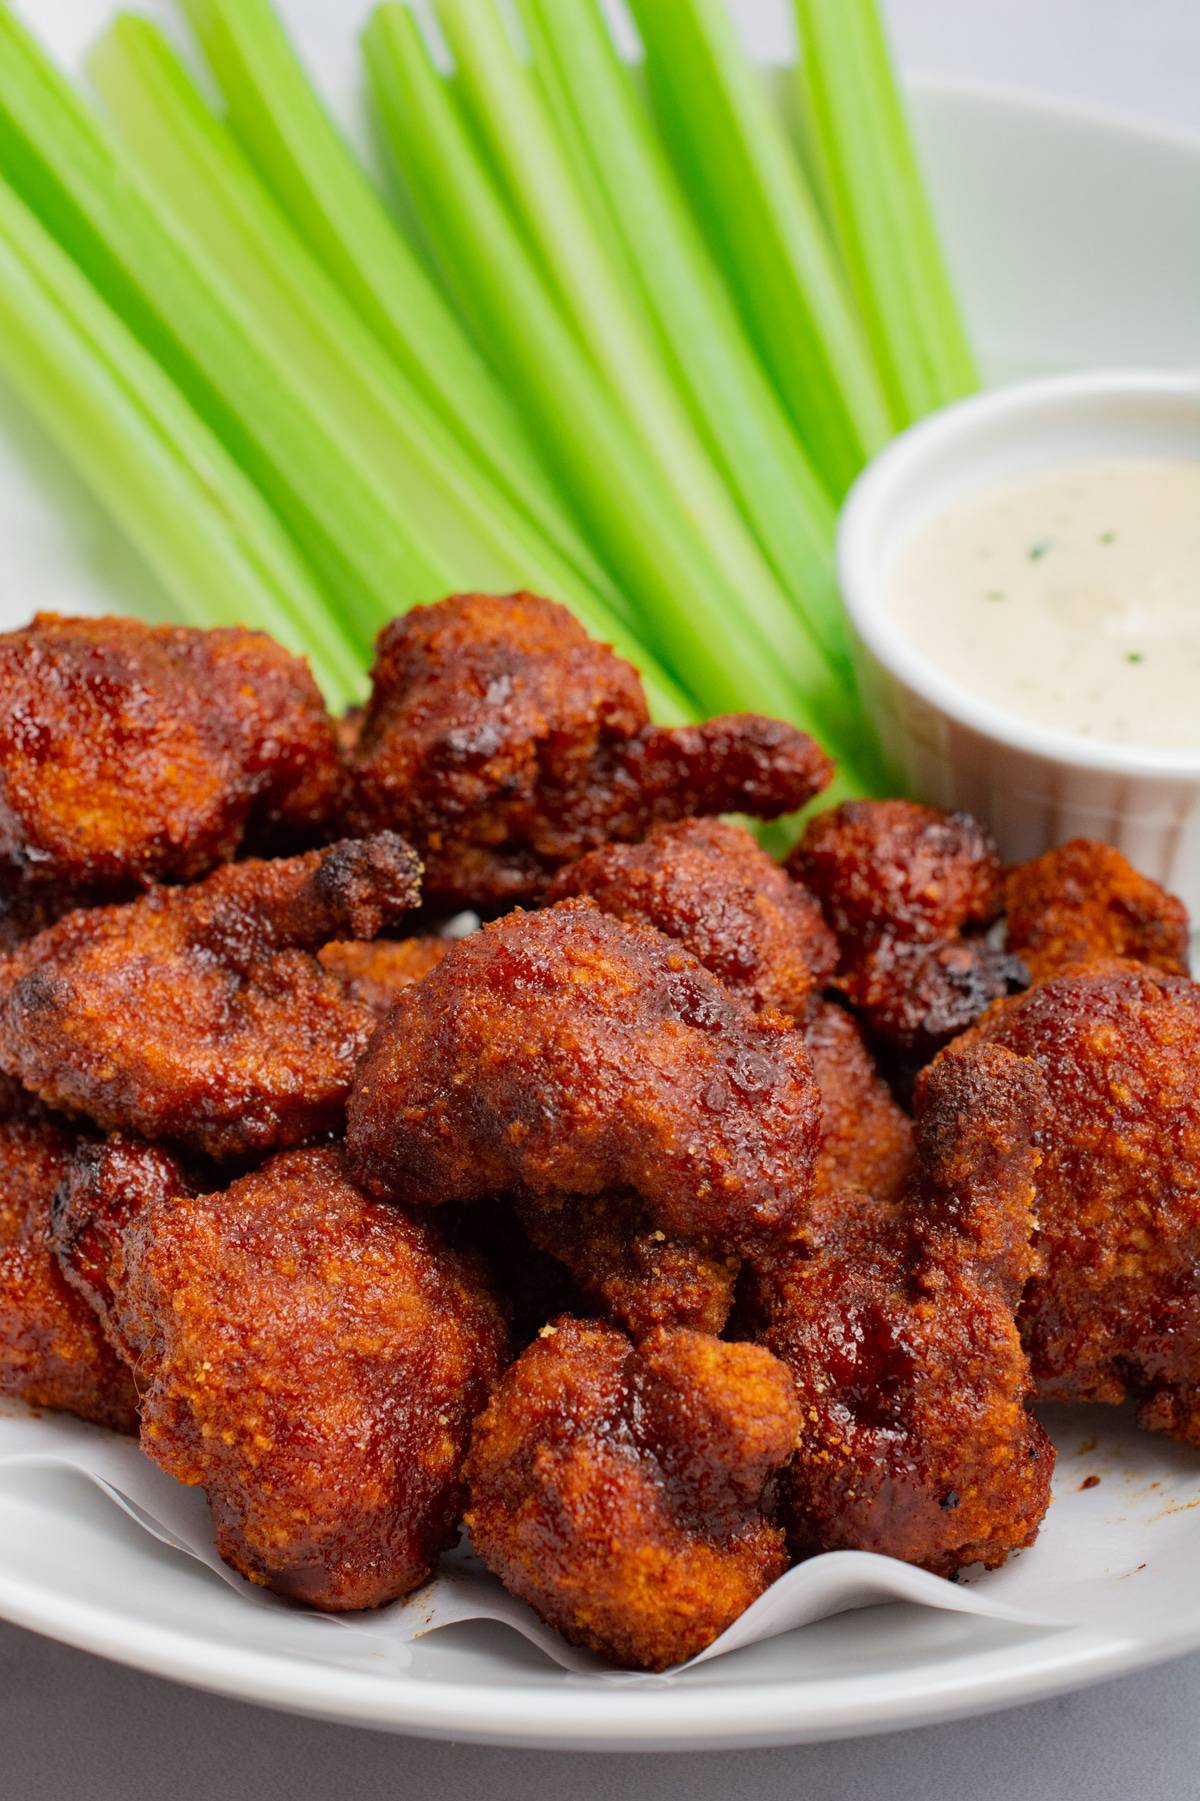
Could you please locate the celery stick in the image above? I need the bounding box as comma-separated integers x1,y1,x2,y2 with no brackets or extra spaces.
434,0,826,698
175,0,616,595
516,0,852,680
511,14,639,289
87,15,663,706
0,5,448,652
0,173,361,707
363,2,857,744
627,0,892,497
794,0,978,424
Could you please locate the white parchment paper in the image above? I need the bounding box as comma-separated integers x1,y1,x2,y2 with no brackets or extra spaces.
3,1399,1198,1676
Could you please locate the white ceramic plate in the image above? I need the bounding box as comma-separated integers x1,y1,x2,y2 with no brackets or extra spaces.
2,12,1200,1746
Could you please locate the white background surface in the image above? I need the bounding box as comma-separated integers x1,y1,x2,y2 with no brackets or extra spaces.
5,1,1200,1795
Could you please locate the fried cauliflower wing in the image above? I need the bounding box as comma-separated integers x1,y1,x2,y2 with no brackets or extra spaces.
347,899,820,1253
0,834,421,1158
54,1138,507,1610
1004,839,1190,982
953,962,1200,1440
750,1042,1053,1575
791,800,1024,1065
0,1093,136,1431
794,799,1003,943
345,594,834,908
464,1316,800,1669
548,818,837,1019
0,615,341,908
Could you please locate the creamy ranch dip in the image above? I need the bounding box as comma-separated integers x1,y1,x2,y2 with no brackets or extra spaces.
887,456,1200,750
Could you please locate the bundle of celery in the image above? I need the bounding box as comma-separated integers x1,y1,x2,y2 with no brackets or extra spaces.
0,0,977,791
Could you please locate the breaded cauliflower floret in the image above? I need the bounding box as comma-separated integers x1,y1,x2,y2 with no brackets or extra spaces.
793,799,1003,944
53,1138,507,1610
791,800,1023,1067
1004,839,1190,982
0,835,421,1159
953,961,1200,1440
465,1316,800,1669
750,1042,1053,1576
347,899,821,1254
0,613,340,903
346,593,834,908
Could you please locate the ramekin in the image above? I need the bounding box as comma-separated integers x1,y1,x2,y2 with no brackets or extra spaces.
837,370,1200,914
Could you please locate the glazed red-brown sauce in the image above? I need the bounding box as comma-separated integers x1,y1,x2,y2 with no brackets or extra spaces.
347,899,822,1252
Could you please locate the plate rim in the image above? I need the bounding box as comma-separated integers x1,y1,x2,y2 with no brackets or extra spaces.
3,70,1200,1748
0,1542,1156,1750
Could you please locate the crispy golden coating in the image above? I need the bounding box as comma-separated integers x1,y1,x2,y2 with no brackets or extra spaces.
750,1043,1053,1576
465,1316,800,1669
1005,840,1190,982
345,594,834,908
55,1138,507,1610
542,824,834,1330
792,801,1022,1063
0,835,421,1159
318,935,450,1021
549,818,837,1018
793,800,1003,944
347,899,820,1252
952,962,1200,1440
512,1189,738,1338
804,1000,913,1203
0,1099,137,1432
0,614,341,896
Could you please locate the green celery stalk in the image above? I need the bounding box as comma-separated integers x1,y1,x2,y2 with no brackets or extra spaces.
86,16,668,703
516,0,852,680
365,4,868,772
793,0,978,423
627,0,892,497
174,0,618,597
434,0,827,696
0,3,449,653
509,13,639,288
363,1,863,750
0,172,361,708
